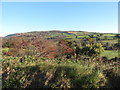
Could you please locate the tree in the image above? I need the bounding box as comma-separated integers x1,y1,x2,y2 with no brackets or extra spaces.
3,36,58,58
79,43,104,60
58,40,75,59
113,43,120,50
114,34,120,38
24,37,58,58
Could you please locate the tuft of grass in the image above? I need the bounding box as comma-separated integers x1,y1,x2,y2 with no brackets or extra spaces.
2,48,10,52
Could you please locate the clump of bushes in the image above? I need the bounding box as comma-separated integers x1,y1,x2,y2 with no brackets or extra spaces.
48,64,106,88
2,56,107,88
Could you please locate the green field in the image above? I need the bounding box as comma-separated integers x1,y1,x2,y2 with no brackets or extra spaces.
101,40,118,44
101,50,118,59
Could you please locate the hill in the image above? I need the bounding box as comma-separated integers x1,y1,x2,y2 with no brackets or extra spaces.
2,30,120,89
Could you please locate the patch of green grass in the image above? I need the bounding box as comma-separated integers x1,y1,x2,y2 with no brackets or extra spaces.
2,48,10,52
101,40,118,44
100,50,118,59
77,36,84,38
103,34,116,37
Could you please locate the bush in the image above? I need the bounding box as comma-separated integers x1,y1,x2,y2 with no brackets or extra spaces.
2,56,120,89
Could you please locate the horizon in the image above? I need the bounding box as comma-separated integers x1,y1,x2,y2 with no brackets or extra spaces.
2,29,118,37
1,29,118,37
1,2,118,36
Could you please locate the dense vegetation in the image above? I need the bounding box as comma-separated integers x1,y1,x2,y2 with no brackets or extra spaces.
2,31,120,88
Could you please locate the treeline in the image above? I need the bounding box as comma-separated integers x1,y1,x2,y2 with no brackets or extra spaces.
2,33,120,61
1,36,104,59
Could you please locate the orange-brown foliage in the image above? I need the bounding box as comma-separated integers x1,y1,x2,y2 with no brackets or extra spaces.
3,36,58,58
59,40,74,56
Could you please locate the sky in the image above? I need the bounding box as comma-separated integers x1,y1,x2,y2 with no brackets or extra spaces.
1,2,118,36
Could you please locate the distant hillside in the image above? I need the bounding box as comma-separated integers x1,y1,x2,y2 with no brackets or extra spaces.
4,30,118,43
6,30,116,38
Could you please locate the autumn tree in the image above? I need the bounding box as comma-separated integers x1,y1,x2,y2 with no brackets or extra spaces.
28,37,58,58
3,36,58,58
58,40,75,59
4,36,26,56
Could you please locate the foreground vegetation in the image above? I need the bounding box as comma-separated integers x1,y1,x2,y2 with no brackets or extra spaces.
2,56,120,88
